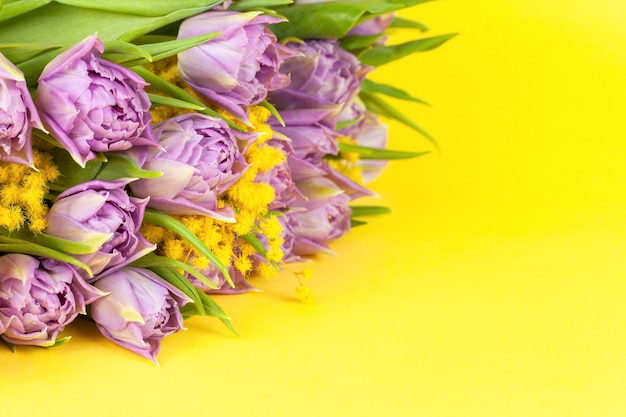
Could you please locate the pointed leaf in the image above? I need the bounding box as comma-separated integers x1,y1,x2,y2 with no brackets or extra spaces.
230,0,293,11
132,66,246,131
148,93,206,111
350,205,392,217
102,40,152,64
359,90,437,148
340,33,383,52
359,33,458,67
105,32,220,67
0,0,51,23
49,148,102,189
0,2,220,65
12,229,97,255
95,154,162,181
361,78,430,105
53,0,222,17
49,336,72,348
389,16,429,31
260,100,284,127
242,233,268,257
149,265,206,316
130,253,219,290
350,219,367,227
338,142,430,160
0,243,92,277
270,3,368,39
143,210,233,288
0,338,17,353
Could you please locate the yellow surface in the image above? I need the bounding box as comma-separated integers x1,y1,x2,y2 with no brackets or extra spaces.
3,1,626,415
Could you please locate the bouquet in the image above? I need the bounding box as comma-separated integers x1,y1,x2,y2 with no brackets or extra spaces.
0,0,454,363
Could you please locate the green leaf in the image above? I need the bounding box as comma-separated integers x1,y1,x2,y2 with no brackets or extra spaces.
389,16,429,31
149,265,206,316
147,93,206,111
49,148,102,189
361,78,430,105
260,100,284,127
140,32,219,60
0,337,17,353
269,0,434,40
104,32,220,66
242,233,269,258
11,228,96,255
350,219,367,227
95,153,162,181
359,90,437,148
339,33,383,52
53,0,222,17
0,0,51,23
0,2,220,65
102,40,152,64
335,115,364,131
143,210,234,287
230,0,293,11
270,3,368,39
359,33,458,67
49,336,72,348
132,66,246,131
153,262,237,335
338,142,430,160
181,289,238,335
350,205,392,217
130,253,219,290
0,242,92,277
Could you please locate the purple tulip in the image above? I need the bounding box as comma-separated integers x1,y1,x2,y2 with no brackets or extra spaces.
90,267,191,363
129,113,248,221
277,214,301,263
0,52,44,166
274,121,374,199
46,179,155,278
177,11,294,121
268,39,371,127
36,34,157,168
0,254,104,347
288,181,352,255
273,123,339,163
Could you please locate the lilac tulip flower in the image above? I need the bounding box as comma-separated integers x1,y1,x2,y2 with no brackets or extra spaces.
129,113,248,221
275,122,374,199
46,179,155,278
90,267,191,363
288,182,352,256
268,39,370,127
178,11,294,121
0,254,104,347
0,52,45,166
36,34,157,168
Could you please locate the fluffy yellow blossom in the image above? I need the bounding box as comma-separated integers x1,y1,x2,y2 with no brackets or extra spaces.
295,285,315,304
0,149,58,232
256,261,278,280
141,57,287,286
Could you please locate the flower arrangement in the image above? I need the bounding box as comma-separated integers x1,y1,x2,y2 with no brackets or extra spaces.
0,0,454,363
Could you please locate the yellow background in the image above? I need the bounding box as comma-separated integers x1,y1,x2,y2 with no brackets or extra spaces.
3,1,626,415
